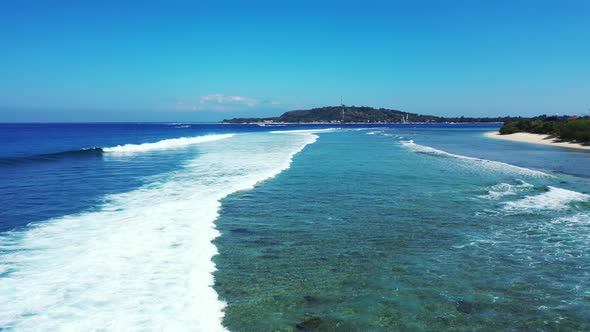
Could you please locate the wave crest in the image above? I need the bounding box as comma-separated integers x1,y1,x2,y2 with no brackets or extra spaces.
480,180,534,200
0,132,317,330
503,186,589,212
400,140,549,177
103,134,234,154
270,128,339,134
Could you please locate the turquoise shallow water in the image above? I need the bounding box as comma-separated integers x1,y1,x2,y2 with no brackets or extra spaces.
214,128,590,331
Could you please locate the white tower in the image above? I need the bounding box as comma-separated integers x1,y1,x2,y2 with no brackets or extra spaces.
341,97,345,123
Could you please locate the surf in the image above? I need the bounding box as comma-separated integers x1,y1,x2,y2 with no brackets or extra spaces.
0,131,318,331
103,134,234,154
0,134,235,166
503,186,590,212
479,180,534,200
399,139,549,177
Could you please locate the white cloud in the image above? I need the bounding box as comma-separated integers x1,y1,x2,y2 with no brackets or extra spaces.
169,94,283,112
199,94,259,107
170,94,283,112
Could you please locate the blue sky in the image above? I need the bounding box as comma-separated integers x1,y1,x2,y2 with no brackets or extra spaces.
0,0,589,122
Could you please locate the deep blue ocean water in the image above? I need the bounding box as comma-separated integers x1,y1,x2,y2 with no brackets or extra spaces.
0,123,589,330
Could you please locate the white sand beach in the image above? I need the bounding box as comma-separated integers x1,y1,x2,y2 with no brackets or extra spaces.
485,131,590,151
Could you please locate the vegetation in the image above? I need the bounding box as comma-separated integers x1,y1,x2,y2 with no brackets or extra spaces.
223,106,520,124
223,105,590,143
500,116,590,143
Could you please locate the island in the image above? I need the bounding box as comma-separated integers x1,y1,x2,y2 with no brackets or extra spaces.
222,105,520,124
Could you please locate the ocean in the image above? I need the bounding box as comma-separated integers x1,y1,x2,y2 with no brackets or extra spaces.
0,123,589,330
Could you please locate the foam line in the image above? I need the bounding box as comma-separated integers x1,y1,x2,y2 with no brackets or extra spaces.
504,186,589,211
270,128,339,134
0,132,317,330
553,212,590,224
479,180,534,200
103,134,234,154
400,140,550,177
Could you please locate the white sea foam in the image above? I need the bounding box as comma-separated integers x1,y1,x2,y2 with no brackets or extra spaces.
503,186,589,211
0,132,317,331
553,213,590,225
103,134,234,154
480,180,534,200
270,128,338,134
400,140,549,177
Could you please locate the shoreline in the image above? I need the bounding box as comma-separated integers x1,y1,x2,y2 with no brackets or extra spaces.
222,121,504,125
485,131,590,151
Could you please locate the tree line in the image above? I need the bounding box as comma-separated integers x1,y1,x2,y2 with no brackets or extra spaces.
500,116,590,143
223,106,523,124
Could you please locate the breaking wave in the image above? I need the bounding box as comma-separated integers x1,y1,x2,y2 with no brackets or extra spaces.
400,140,549,177
480,180,534,200
103,134,234,154
0,132,317,330
270,128,339,134
0,134,235,166
503,186,590,212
